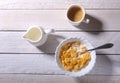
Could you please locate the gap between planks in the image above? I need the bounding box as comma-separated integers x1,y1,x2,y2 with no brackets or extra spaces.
0,53,120,55
1,73,120,76
0,8,120,10
1,30,120,32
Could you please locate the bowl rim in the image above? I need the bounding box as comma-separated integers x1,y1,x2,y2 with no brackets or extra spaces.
55,37,96,77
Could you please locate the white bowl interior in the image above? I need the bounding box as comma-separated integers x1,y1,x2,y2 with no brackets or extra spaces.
55,37,96,77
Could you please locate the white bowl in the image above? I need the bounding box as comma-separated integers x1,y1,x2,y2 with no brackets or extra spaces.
55,37,96,77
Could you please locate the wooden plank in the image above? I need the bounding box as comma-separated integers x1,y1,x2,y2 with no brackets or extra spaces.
0,0,120,9
0,32,119,54
0,74,120,83
0,10,120,31
0,54,62,74
0,54,119,75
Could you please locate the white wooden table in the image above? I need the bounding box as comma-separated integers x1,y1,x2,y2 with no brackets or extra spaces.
0,0,120,83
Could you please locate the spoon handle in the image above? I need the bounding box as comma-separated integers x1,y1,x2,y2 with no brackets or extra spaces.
87,43,114,51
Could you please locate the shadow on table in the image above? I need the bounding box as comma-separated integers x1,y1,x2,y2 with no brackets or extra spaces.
75,14,103,35
106,54,120,65
74,52,113,83
37,34,65,54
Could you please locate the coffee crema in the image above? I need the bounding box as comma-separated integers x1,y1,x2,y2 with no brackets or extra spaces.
67,6,84,22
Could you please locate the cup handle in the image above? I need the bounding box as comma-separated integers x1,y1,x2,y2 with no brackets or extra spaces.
45,29,55,35
82,18,90,24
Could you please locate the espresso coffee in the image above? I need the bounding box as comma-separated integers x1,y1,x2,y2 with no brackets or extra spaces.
67,6,84,22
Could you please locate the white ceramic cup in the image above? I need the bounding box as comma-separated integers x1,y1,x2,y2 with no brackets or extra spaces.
23,26,54,46
67,5,90,26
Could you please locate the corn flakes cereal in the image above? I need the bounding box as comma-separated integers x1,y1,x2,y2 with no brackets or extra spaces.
59,41,91,72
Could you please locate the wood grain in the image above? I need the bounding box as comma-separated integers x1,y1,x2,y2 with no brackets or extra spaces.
0,0,120,9
0,32,119,54
0,0,119,79
0,10,120,31
0,54,120,75
0,74,120,83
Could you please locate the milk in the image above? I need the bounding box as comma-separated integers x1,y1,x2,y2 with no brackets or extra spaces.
23,26,54,46
23,27,42,41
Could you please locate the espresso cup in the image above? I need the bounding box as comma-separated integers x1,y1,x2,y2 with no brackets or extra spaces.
67,5,89,26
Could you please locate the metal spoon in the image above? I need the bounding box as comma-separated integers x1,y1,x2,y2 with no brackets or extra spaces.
83,43,114,54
